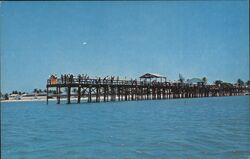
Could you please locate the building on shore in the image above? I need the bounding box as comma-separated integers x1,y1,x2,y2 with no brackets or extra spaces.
9,94,21,100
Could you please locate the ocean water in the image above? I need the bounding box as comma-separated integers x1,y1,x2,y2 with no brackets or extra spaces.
1,96,250,159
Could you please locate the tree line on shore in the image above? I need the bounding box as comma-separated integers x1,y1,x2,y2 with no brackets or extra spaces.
0,89,55,100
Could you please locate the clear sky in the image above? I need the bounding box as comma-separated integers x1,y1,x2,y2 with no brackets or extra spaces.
1,1,249,93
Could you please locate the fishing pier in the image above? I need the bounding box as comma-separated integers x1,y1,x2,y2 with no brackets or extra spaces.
46,73,246,104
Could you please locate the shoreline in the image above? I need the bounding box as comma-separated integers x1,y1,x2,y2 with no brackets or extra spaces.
1,98,50,103
1,95,248,103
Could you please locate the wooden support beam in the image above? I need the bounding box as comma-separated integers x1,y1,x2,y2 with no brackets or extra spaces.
125,87,128,101
77,86,81,104
57,86,61,104
96,87,99,102
46,86,48,105
88,86,92,103
146,87,149,100
118,87,121,101
67,86,71,104
103,87,106,102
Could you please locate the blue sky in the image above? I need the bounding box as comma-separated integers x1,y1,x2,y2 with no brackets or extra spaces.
1,1,249,93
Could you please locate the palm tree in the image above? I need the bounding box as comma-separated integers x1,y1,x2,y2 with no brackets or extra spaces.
202,77,207,84
33,88,38,93
12,90,18,94
4,93,9,100
178,73,185,83
214,80,223,86
237,79,244,86
246,80,250,86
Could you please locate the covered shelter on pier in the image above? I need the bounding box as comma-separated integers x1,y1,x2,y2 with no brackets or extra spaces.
139,73,167,82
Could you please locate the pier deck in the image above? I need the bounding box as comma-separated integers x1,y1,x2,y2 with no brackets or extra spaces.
46,74,247,104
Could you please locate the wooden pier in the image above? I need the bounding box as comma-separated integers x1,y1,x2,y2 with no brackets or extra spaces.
46,73,247,104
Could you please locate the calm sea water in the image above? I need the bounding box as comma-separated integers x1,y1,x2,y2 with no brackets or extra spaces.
1,96,250,159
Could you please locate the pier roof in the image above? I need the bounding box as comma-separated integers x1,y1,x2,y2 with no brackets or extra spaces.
140,73,166,79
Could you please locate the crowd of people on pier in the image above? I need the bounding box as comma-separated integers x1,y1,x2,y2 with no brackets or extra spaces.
49,74,141,85
48,74,166,86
